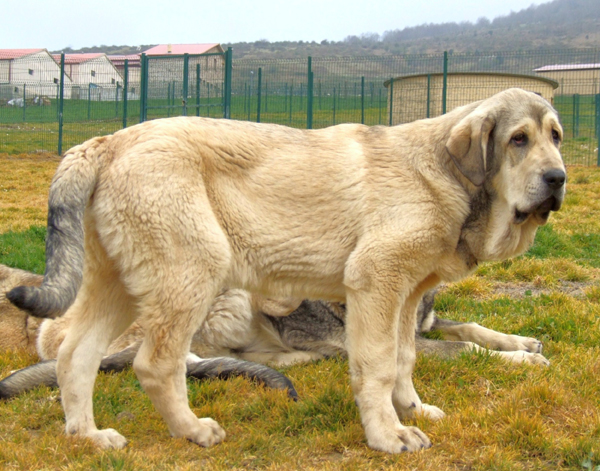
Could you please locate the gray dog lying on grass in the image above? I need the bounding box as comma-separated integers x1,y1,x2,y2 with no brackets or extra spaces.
1,263,548,401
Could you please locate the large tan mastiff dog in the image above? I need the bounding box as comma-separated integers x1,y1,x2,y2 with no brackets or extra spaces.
7,88,566,453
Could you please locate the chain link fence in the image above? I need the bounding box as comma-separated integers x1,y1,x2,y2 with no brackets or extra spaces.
1,48,599,165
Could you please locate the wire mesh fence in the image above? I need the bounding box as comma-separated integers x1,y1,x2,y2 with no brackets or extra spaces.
1,48,599,165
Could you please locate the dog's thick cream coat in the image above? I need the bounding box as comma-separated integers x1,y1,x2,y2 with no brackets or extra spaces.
10,89,565,453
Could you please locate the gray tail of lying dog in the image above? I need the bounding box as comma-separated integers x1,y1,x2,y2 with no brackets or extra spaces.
6,137,107,318
0,348,298,401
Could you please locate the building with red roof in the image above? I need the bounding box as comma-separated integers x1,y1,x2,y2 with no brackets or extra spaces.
0,48,69,102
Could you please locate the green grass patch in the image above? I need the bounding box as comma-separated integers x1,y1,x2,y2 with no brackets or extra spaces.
0,225,46,274
526,224,600,266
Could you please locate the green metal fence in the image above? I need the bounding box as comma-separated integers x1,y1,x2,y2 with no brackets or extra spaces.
1,48,599,165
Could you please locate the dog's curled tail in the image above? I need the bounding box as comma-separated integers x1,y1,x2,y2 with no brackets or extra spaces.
0,350,298,401
6,137,109,318
0,360,58,399
186,356,299,401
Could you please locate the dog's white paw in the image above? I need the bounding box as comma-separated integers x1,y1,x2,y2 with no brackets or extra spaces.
184,418,226,447
85,428,128,449
497,350,550,366
524,352,550,366
418,403,446,421
504,334,543,353
366,424,432,453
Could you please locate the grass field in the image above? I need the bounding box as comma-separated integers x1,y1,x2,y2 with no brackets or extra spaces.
0,155,599,470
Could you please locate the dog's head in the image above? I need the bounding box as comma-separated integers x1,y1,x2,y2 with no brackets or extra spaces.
446,88,566,260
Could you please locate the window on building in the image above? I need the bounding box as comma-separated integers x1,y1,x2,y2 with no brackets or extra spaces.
91,70,96,77
14,87,19,93
53,78,59,84
28,69,34,76
111,78,116,84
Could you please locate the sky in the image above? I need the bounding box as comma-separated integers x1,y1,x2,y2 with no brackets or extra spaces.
1,0,550,51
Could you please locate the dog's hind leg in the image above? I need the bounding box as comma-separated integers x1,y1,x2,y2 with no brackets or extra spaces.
56,259,136,449
429,318,549,365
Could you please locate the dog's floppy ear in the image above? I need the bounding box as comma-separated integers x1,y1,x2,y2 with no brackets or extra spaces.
445,114,495,187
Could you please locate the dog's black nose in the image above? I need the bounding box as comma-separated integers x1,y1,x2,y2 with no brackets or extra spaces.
543,169,566,190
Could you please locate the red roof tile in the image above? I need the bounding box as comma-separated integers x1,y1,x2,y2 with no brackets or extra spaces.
107,54,141,66
51,53,105,64
0,49,45,60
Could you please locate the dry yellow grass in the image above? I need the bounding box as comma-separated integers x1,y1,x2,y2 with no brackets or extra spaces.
0,155,599,470
0,154,60,233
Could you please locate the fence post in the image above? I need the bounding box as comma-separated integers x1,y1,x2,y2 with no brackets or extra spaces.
115,82,120,118
139,53,147,123
442,51,448,115
596,93,600,166
426,74,431,118
224,47,233,119
123,59,128,128
182,54,189,116
307,56,313,129
388,78,393,126
257,67,262,123
58,53,65,155
361,76,365,125
196,64,201,117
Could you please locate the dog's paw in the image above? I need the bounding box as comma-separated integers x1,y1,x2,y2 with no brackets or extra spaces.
367,424,432,453
524,352,550,366
185,418,226,447
85,428,128,449
501,335,543,353
497,350,550,366
417,403,446,421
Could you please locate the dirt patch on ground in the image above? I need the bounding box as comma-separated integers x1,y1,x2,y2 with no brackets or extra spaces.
438,279,597,300
490,280,592,298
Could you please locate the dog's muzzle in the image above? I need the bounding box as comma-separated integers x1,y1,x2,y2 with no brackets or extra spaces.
514,169,566,225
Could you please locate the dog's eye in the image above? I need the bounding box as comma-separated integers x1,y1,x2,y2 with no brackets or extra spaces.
552,129,561,144
511,132,527,147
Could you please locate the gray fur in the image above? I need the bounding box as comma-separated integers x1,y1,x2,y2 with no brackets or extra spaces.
6,139,104,318
0,350,298,401
0,360,58,399
186,357,298,400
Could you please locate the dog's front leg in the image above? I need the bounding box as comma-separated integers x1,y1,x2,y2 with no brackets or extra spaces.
392,280,445,422
345,284,431,453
